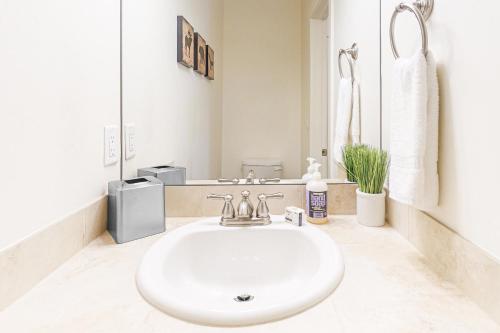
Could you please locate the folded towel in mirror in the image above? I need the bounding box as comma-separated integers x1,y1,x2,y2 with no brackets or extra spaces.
333,78,353,164
351,79,360,145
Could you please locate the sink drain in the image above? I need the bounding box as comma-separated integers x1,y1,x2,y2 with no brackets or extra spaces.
234,294,254,302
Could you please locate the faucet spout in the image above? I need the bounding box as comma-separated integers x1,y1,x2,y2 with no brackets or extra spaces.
245,170,256,184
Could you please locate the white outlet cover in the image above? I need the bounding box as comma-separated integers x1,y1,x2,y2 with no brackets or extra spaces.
125,123,136,160
104,125,119,166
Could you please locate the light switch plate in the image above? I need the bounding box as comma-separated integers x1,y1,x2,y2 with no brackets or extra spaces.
104,125,119,166
125,123,136,160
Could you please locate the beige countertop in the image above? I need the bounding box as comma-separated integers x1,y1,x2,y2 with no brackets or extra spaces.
1,216,499,333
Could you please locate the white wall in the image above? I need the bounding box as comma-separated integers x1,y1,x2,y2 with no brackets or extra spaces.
381,0,500,259
221,0,303,179
122,0,223,180
329,0,381,177
0,0,120,249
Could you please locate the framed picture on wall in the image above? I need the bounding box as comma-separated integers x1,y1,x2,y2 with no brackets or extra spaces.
206,45,215,80
194,33,207,75
177,16,194,68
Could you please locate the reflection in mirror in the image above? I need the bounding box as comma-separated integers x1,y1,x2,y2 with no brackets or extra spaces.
121,0,381,184
330,0,381,176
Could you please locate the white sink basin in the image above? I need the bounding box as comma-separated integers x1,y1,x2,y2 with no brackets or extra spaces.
136,217,344,326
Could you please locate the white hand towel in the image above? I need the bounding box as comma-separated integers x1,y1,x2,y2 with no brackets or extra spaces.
351,79,361,145
388,51,439,209
333,78,353,163
420,52,439,209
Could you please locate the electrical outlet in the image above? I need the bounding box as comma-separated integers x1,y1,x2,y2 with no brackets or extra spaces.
104,125,119,166
125,123,136,160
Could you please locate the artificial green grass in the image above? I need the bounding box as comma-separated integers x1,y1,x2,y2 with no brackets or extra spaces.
342,145,389,194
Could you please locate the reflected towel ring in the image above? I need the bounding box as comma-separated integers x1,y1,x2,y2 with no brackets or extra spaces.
338,43,358,79
338,50,353,79
390,2,431,59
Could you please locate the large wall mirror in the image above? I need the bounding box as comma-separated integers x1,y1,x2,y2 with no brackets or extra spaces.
121,0,381,185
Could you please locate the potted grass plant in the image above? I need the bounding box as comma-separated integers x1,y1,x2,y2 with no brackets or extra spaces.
342,144,367,182
343,145,390,227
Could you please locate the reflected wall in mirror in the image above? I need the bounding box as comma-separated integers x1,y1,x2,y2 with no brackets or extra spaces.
122,0,381,184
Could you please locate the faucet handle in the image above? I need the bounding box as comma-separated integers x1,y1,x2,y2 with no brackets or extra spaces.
256,192,284,219
217,178,240,184
258,178,281,184
258,192,284,200
207,193,235,220
207,193,233,201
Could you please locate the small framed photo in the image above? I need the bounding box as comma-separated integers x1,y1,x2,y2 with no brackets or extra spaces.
177,16,194,68
194,33,207,75
206,45,215,80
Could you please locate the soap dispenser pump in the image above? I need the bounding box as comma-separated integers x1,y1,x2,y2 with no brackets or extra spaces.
306,163,328,224
302,157,317,181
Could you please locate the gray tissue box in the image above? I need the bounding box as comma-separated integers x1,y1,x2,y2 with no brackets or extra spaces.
107,176,165,244
138,165,186,185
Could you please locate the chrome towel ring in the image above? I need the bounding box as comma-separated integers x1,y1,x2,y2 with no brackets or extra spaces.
338,43,358,79
389,0,434,59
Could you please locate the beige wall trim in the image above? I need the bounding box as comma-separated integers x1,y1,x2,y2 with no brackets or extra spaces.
165,183,357,217
0,196,107,311
387,198,500,325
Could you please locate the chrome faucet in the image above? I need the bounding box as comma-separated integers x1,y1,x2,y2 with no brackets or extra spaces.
245,170,256,184
217,176,280,185
207,191,284,226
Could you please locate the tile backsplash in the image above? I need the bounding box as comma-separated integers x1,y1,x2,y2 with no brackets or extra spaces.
165,183,357,217
386,197,500,325
0,196,107,310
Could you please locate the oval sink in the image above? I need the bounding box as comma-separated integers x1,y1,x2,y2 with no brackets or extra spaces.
136,217,344,326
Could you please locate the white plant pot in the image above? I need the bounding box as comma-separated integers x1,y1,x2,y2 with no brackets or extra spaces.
356,189,386,227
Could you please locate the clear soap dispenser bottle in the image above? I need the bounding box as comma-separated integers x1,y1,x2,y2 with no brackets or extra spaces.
302,157,317,181
306,163,328,224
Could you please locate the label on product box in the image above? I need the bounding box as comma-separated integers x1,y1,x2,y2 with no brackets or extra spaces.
306,191,327,218
285,207,304,226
